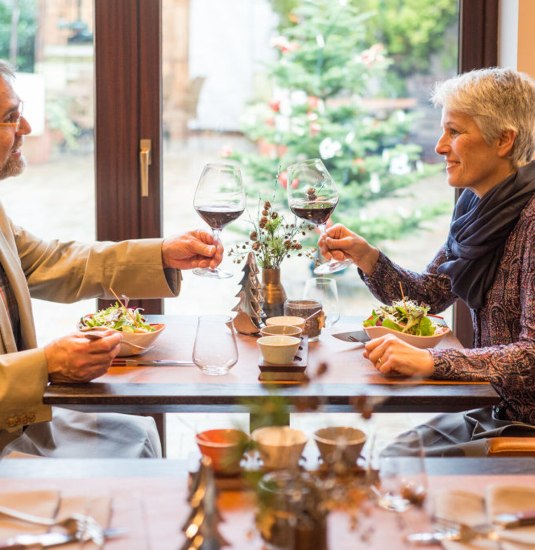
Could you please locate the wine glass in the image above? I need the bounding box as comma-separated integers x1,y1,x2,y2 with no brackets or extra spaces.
192,315,239,375
371,429,427,513
193,163,245,278
286,158,352,275
303,277,340,328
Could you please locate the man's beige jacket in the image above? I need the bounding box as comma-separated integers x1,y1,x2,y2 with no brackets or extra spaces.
0,203,180,449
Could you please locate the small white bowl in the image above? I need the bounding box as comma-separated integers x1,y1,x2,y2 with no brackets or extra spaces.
363,324,450,349
257,335,301,365
313,427,366,466
252,426,308,470
266,316,306,332
260,325,303,337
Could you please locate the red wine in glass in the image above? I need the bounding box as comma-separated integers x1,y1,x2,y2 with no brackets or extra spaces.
290,201,338,225
193,163,245,279
195,205,245,229
286,159,352,275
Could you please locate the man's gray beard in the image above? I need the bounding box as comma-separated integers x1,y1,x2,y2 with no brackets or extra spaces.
0,155,26,180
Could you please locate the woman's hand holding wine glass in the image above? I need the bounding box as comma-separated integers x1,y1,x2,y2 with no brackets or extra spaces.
193,163,246,279
286,159,352,275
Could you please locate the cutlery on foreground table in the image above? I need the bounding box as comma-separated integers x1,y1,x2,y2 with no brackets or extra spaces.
0,505,108,547
111,358,194,366
0,527,126,549
406,512,535,546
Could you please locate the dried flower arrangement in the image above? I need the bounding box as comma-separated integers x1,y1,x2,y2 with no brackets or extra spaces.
228,198,316,269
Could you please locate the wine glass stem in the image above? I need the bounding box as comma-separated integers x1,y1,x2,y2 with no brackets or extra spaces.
318,224,327,262
209,228,222,271
212,228,222,243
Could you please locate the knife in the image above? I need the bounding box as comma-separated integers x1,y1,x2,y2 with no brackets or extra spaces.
331,330,370,343
0,528,127,549
112,359,194,367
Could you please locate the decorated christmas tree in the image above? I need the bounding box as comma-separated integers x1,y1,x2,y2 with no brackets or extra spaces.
232,252,265,335
180,457,229,550
227,0,447,242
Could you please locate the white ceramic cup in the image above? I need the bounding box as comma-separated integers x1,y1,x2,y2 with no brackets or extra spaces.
252,426,308,470
257,335,300,365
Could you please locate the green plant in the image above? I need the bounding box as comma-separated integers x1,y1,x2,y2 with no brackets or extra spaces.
227,0,444,245
0,0,37,72
268,0,458,90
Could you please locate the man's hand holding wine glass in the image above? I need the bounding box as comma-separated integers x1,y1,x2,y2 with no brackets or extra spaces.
162,230,224,270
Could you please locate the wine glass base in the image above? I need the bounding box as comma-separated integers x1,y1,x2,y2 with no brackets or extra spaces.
196,364,233,376
377,493,412,513
313,259,352,275
193,267,233,279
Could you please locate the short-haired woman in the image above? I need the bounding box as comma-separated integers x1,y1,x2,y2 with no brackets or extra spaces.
319,67,535,455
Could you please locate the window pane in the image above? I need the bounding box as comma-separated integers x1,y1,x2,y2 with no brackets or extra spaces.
0,0,95,345
163,0,458,322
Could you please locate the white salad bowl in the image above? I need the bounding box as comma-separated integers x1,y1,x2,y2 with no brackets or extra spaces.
363,324,450,349
117,324,166,356
80,321,166,356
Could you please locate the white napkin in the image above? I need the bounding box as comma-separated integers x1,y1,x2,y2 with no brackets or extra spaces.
0,490,112,548
434,485,535,550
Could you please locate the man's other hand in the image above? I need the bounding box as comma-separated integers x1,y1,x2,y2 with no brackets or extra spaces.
45,330,122,383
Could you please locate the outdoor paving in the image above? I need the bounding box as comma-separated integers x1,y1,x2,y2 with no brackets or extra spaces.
1,136,450,457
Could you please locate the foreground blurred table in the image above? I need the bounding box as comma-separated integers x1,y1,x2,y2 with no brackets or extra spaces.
44,315,499,415
0,457,533,549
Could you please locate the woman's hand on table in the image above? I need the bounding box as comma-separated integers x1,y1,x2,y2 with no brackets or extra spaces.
364,334,435,378
318,223,380,275
45,330,122,383
162,230,224,270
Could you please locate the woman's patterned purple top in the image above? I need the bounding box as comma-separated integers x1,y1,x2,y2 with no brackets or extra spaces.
361,195,535,424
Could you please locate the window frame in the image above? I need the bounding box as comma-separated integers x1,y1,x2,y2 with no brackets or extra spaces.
93,0,499,326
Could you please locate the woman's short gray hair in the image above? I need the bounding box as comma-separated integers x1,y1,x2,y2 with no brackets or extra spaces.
0,60,15,81
431,67,535,167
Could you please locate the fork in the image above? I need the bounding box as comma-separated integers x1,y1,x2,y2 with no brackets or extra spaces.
80,328,153,352
434,517,535,546
0,504,105,546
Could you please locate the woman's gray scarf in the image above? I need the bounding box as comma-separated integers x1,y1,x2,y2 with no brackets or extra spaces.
438,161,535,310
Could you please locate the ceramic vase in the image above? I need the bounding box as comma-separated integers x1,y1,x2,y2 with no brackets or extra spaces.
261,268,286,318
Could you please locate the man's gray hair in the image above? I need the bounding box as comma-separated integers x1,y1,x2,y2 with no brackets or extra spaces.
431,67,535,168
0,60,15,80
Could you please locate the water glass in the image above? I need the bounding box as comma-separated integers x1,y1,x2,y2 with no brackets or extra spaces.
283,299,323,341
303,277,340,328
373,429,427,512
192,315,238,375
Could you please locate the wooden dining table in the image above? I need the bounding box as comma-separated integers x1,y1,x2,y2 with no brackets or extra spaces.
1,456,534,549
44,315,499,416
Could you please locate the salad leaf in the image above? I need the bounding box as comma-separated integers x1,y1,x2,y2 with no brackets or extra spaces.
381,318,403,332
365,299,438,336
79,302,155,333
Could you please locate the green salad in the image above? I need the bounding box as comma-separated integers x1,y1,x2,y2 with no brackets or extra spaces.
363,299,438,336
79,302,155,333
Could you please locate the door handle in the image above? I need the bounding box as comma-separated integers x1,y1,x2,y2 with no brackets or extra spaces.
139,139,151,197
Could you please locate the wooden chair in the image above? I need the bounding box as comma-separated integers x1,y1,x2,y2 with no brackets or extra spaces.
486,437,535,456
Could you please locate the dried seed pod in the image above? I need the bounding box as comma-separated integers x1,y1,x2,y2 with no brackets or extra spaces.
316,361,328,377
